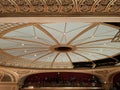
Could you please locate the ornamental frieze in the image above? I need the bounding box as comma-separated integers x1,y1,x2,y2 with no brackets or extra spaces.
0,0,119,17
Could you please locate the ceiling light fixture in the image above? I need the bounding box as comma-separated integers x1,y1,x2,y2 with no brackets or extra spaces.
21,43,25,46
34,54,37,57
63,32,66,35
24,50,27,53
34,36,38,39
91,36,95,38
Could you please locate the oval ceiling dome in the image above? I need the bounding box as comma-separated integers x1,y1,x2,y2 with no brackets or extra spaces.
0,22,120,69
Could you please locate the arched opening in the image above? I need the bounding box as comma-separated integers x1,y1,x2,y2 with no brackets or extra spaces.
0,69,18,82
0,72,12,82
20,72,103,90
111,72,120,90
0,70,17,90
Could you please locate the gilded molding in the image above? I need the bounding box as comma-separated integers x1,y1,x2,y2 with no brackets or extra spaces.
0,0,119,17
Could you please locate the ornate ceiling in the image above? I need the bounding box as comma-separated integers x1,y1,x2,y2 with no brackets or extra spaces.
0,0,120,69
0,0,120,17
0,22,120,69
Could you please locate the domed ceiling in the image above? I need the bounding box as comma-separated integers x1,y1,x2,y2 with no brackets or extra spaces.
0,22,120,69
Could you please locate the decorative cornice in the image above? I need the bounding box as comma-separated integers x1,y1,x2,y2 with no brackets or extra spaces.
0,0,119,17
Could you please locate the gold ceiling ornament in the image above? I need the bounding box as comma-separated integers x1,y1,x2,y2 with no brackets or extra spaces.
0,71,4,81
0,71,13,82
0,0,119,17
112,30,120,42
0,22,120,69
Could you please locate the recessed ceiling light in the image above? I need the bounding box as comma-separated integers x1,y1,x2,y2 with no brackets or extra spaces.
21,43,24,46
24,50,27,53
91,36,95,38
63,32,66,35
34,54,37,56
104,81,107,84
34,36,38,39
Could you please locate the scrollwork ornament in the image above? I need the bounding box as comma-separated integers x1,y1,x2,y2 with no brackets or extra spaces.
46,0,60,13
81,5,91,12
95,5,106,12
5,5,16,13
99,0,110,6
30,0,43,6
48,5,59,13
34,6,44,12
109,5,120,12
0,0,11,6
62,0,73,6
19,5,31,12
0,0,119,16
61,0,74,13
84,0,94,6
114,0,120,6
46,0,58,6
0,4,4,13
14,0,27,6
61,5,73,13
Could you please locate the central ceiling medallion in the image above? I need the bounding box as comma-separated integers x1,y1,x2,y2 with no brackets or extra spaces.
55,47,72,52
50,45,76,52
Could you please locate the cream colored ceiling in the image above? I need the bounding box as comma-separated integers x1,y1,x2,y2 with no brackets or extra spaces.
0,22,120,69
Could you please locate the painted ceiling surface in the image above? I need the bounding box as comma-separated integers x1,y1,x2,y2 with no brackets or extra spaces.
0,22,120,69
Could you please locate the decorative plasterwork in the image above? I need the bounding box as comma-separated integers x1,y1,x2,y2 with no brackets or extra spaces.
0,23,25,34
0,70,16,82
0,0,120,17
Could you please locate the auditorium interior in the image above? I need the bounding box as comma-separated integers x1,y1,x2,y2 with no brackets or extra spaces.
0,0,120,90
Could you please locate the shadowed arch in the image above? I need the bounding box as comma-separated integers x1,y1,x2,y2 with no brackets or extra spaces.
0,68,18,82
19,72,103,89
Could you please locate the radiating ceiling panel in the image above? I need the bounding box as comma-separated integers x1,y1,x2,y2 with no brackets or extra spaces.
0,22,120,69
